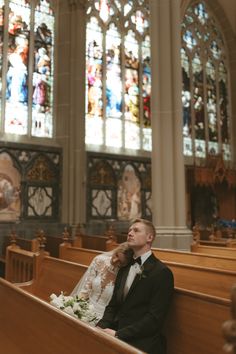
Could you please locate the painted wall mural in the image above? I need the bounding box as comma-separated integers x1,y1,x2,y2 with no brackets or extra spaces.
0,153,21,221
87,153,151,221
0,142,61,221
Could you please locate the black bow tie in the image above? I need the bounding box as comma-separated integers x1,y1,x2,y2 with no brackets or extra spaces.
130,257,142,266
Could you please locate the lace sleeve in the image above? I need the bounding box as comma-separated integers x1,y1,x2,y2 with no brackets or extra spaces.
70,257,98,298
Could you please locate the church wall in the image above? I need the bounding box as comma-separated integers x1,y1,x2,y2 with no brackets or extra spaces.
0,141,65,257
85,152,151,234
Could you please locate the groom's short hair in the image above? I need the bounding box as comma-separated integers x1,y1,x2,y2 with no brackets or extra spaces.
131,218,156,240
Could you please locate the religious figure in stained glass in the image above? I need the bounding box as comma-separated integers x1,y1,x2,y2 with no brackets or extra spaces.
181,1,231,160
0,0,55,138
5,0,30,135
85,0,151,152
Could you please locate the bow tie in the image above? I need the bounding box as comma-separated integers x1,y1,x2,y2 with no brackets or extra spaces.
130,257,142,266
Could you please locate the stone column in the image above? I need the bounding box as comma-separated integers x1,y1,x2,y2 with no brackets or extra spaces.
150,0,192,250
56,0,86,231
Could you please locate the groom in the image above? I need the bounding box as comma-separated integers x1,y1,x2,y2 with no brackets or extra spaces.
97,218,174,354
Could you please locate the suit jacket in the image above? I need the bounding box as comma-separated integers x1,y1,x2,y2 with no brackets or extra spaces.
97,253,174,354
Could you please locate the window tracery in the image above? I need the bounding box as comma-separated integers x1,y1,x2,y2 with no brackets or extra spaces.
181,1,230,161
85,0,151,153
0,0,55,138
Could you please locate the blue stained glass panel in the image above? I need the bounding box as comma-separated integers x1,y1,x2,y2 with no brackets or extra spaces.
5,0,30,134
86,18,103,119
106,24,122,119
0,1,5,124
142,36,151,127
32,0,54,137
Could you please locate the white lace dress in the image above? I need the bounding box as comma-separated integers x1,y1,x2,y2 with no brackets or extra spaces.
71,253,118,324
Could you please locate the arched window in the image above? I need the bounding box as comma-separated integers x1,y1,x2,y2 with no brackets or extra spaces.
85,0,151,154
0,0,55,138
181,1,231,161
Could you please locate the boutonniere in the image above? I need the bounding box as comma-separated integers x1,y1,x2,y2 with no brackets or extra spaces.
136,265,147,280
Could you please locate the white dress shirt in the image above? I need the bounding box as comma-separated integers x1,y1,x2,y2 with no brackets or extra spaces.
123,250,152,297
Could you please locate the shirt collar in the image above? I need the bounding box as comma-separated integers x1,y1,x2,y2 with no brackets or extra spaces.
139,250,152,265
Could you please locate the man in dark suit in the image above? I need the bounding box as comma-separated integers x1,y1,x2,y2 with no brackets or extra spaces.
97,218,174,354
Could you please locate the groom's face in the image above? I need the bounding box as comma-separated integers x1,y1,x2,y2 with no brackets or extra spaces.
127,222,151,250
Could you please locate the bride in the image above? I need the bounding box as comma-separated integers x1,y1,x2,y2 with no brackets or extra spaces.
71,242,133,324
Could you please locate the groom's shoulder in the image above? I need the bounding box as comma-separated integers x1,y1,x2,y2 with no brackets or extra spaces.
150,253,173,273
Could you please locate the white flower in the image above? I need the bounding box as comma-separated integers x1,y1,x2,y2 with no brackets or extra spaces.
64,306,77,318
49,292,98,325
72,302,82,313
135,265,142,275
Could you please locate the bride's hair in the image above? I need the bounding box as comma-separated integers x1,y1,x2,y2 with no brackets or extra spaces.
110,242,133,266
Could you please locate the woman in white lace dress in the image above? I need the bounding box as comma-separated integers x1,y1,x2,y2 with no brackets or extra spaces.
71,243,133,324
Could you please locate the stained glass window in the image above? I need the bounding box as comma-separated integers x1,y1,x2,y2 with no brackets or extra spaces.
182,1,231,160
0,0,55,138
85,0,151,152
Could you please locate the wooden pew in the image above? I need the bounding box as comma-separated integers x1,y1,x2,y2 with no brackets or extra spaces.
4,247,231,354
152,248,236,271
222,284,236,353
59,244,236,300
0,278,142,354
165,287,229,354
199,239,236,247
73,234,109,251
92,241,236,271
59,242,100,266
191,243,236,258
73,223,126,251
0,277,229,354
2,233,40,256
5,246,87,301
165,261,236,300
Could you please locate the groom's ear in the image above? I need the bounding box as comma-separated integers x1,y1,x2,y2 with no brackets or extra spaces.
147,232,153,243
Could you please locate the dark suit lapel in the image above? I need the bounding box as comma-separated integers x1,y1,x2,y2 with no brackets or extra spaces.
117,265,131,302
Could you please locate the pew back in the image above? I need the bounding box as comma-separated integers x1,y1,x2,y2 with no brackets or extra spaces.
23,255,88,301
165,260,236,299
191,243,236,258
5,245,35,282
59,243,99,265
165,288,228,354
59,245,236,300
73,234,109,251
153,248,236,271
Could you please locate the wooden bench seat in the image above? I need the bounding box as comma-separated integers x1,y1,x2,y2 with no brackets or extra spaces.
4,247,231,354
0,278,142,354
0,277,230,354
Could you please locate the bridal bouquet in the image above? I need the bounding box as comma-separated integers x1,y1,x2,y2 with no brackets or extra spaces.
50,292,97,325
